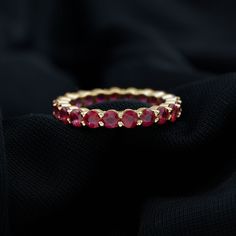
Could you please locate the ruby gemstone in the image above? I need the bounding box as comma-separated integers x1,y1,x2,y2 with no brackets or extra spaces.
169,104,180,122
123,94,134,100
96,94,106,103
102,110,119,128
70,109,83,127
71,98,83,107
140,108,155,127
56,107,69,124
148,96,158,105
138,95,148,103
110,93,119,101
84,110,100,128
53,106,60,118
156,98,164,105
83,96,94,106
122,110,138,128
158,107,170,125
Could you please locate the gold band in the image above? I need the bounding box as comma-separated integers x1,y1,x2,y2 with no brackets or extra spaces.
53,87,182,128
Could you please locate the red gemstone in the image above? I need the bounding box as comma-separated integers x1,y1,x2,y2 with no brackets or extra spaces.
148,96,158,105
122,110,138,128
123,94,133,100
137,95,148,103
158,107,169,125
95,94,106,104
84,110,100,128
169,104,180,122
110,93,119,101
74,98,83,107
140,109,155,127
53,106,60,118
102,110,119,128
56,107,69,124
83,96,94,106
70,109,83,127
156,98,164,105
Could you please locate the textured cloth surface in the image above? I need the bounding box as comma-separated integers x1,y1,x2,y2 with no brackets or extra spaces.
0,0,236,235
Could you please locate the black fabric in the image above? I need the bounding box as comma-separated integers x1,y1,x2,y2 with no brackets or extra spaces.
0,0,236,235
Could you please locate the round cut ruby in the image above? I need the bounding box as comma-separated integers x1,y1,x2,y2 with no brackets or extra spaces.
148,96,158,105
70,109,83,127
102,110,119,128
123,94,133,100
55,107,69,124
156,98,164,105
122,110,138,128
138,95,148,103
140,108,155,127
96,94,106,104
53,106,60,118
158,107,169,125
169,104,180,122
71,98,83,107
84,110,100,128
110,93,119,101
83,96,94,106
75,98,83,107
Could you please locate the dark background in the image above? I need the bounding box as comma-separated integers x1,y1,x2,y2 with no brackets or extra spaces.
0,0,236,235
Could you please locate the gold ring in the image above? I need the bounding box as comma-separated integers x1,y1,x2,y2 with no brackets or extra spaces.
52,87,182,128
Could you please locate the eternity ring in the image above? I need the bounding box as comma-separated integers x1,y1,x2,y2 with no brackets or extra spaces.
53,87,182,128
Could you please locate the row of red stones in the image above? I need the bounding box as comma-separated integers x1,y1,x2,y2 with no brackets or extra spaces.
72,94,163,107
53,104,180,128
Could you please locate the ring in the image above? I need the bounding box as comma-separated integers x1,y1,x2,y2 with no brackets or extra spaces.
52,87,182,128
